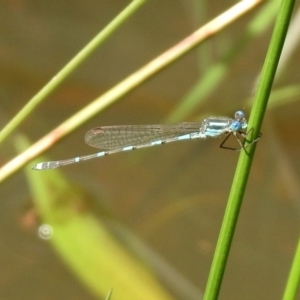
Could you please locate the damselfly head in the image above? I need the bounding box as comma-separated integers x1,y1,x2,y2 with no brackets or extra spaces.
234,110,247,129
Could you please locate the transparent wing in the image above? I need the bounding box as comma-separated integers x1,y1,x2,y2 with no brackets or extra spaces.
85,122,202,150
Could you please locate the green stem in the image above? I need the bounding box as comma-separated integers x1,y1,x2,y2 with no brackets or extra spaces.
282,237,300,300
0,0,147,145
203,0,296,299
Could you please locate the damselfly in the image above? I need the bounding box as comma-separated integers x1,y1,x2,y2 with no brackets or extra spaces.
32,111,260,170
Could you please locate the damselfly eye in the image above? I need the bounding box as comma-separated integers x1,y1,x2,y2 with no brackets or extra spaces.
235,110,245,120
230,121,242,131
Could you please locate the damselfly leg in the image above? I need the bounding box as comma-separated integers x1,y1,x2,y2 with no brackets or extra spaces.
220,128,262,151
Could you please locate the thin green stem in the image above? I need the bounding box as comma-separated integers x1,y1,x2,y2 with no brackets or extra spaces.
0,0,147,145
282,237,300,300
203,0,296,299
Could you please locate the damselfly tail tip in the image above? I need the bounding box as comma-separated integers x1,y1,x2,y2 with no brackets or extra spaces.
32,161,58,170
32,162,45,170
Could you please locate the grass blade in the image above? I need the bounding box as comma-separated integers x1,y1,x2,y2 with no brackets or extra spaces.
203,0,296,299
282,237,300,300
0,0,147,145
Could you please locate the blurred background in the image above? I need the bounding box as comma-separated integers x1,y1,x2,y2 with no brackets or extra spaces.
0,0,300,299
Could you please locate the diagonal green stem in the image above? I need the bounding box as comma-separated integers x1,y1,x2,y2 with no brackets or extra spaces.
203,0,296,299
0,0,147,145
282,237,300,300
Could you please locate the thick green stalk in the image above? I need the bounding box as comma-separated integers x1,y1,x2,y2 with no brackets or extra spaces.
203,0,296,299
